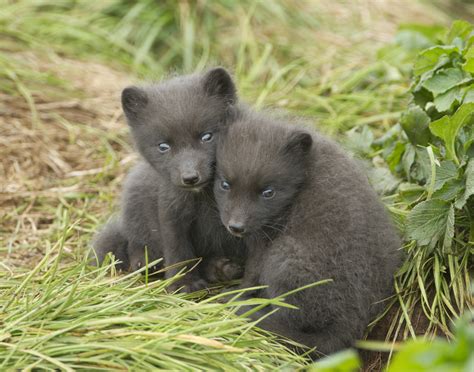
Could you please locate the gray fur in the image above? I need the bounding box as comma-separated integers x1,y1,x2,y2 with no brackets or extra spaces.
93,68,245,291
214,108,402,357
91,218,129,270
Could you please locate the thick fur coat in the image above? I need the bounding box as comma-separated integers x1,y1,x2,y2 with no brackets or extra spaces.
214,109,402,356
93,68,245,291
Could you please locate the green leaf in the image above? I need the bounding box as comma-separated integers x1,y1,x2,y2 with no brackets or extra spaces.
386,142,406,172
446,20,473,44
412,147,433,183
368,166,400,195
397,24,446,47
464,125,474,152
413,45,458,76
406,199,452,247
308,349,360,372
463,85,474,103
430,103,474,164
400,106,431,146
433,160,459,191
433,179,464,201
455,159,474,209
402,143,416,178
462,45,474,74
345,126,374,156
454,316,474,359
433,86,463,112
388,339,462,372
389,315,474,372
422,67,472,95
412,86,434,109
394,30,433,52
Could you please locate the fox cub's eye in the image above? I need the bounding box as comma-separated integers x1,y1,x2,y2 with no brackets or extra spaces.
200,132,213,142
220,180,231,191
158,143,171,153
261,187,275,199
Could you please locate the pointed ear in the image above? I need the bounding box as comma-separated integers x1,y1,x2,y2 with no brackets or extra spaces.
121,86,148,119
284,130,313,156
203,67,237,105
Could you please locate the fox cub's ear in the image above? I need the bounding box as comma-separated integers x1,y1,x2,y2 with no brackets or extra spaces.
121,86,148,119
203,67,237,105
284,130,313,156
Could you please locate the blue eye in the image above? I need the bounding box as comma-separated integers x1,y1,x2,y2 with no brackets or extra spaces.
158,143,170,153
261,187,275,199
201,132,213,142
220,180,231,191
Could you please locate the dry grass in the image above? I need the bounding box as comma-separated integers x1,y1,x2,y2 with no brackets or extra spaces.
0,53,133,266
0,1,449,266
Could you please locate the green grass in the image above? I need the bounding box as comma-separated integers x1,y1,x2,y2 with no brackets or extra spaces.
1,0,444,133
0,227,312,370
0,0,469,370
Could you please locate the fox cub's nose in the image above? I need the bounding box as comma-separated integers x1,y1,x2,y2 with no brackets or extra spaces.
228,222,245,235
182,173,200,186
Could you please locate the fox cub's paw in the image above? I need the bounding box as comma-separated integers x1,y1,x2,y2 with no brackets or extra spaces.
203,256,244,283
167,274,209,293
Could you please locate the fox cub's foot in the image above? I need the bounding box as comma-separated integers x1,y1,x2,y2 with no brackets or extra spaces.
203,256,244,283
129,251,162,275
167,274,209,293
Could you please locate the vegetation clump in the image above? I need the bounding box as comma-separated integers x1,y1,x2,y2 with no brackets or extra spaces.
359,20,473,342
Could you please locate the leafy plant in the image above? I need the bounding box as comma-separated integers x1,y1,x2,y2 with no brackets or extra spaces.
362,20,474,341
387,314,474,372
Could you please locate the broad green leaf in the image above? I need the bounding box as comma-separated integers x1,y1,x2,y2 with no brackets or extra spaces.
446,20,473,44
432,179,464,201
412,86,434,109
462,45,474,73
345,126,373,155
433,86,463,112
402,143,416,179
454,316,474,358
386,142,406,172
308,349,360,372
433,160,458,191
463,85,474,103
430,103,474,164
394,30,433,52
388,339,465,372
412,147,433,183
406,199,451,247
400,106,431,146
455,159,474,209
413,45,458,76
413,54,452,93
422,67,472,95
373,123,401,146
464,126,474,152
368,166,400,196
397,24,446,45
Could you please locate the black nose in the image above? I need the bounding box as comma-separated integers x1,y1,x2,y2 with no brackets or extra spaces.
228,223,245,235
182,174,200,185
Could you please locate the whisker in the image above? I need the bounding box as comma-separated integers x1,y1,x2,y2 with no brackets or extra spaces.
263,224,284,234
259,228,273,243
